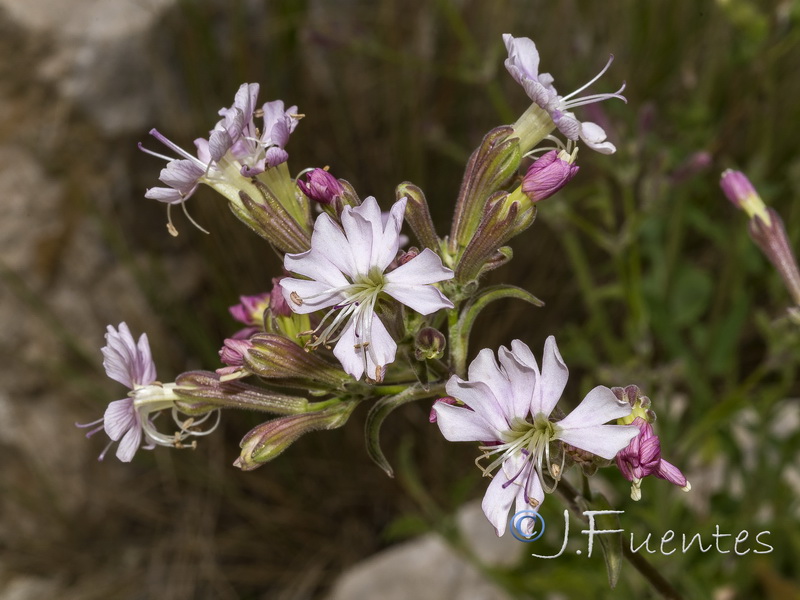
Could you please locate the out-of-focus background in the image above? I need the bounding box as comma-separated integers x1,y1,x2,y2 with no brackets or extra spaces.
1,0,799,598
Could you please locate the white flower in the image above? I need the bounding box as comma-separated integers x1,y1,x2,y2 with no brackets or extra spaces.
77,323,219,462
432,336,637,536
281,197,454,381
503,34,626,154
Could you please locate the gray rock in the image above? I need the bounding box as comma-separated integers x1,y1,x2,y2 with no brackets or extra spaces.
325,500,524,600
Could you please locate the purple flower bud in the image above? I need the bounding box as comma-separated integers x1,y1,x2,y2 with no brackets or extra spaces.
219,338,253,367
521,150,579,202
297,168,344,205
721,170,800,306
269,277,292,317
720,169,760,212
229,293,271,327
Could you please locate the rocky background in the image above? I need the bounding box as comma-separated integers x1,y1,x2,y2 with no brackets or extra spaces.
1,1,799,599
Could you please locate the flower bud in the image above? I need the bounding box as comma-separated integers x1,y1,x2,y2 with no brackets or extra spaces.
720,169,770,225
243,333,348,389
268,277,292,317
297,168,344,205
521,150,579,202
234,401,357,470
397,182,440,252
414,327,446,361
229,293,270,326
219,338,252,367
721,170,800,306
174,370,309,415
450,126,521,252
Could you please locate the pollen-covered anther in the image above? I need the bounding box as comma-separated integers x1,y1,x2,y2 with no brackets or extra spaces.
290,292,303,305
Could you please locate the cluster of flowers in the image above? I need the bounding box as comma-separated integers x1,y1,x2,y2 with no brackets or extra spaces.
80,34,690,537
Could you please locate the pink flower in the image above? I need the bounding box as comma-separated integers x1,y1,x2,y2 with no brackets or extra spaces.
503,34,625,154
281,196,454,381
432,337,637,536
77,323,219,462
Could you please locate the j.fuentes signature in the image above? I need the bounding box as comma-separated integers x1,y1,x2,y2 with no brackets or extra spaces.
512,510,773,558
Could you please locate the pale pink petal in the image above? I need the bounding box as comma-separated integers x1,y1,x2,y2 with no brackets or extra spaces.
481,466,519,537
503,34,541,84
135,333,157,386
556,386,632,430
340,205,375,276
510,339,539,372
284,248,350,288
373,197,405,270
555,423,638,460
445,377,509,434
538,336,568,415
382,283,453,315
280,277,345,314
468,348,513,420
115,422,143,462
579,122,616,155
333,315,397,381
384,248,454,285
432,402,499,442
306,213,356,285
103,398,136,441
498,346,537,420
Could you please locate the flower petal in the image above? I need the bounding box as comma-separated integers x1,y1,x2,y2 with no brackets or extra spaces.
333,314,397,381
306,213,356,279
115,420,143,462
656,459,688,487
340,202,377,276
102,323,157,388
498,345,537,420
481,466,518,537
468,348,513,419
537,336,568,415
382,283,453,315
556,423,638,460
445,377,508,434
557,385,632,430
280,276,345,313
432,402,498,442
284,247,350,288
103,398,136,441
384,248,454,285
579,122,616,155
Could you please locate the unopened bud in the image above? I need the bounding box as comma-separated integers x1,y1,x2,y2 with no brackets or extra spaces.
721,170,800,306
521,150,579,202
234,401,356,470
297,168,345,205
219,338,252,367
244,333,348,389
269,277,292,317
414,327,446,361
720,169,771,226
